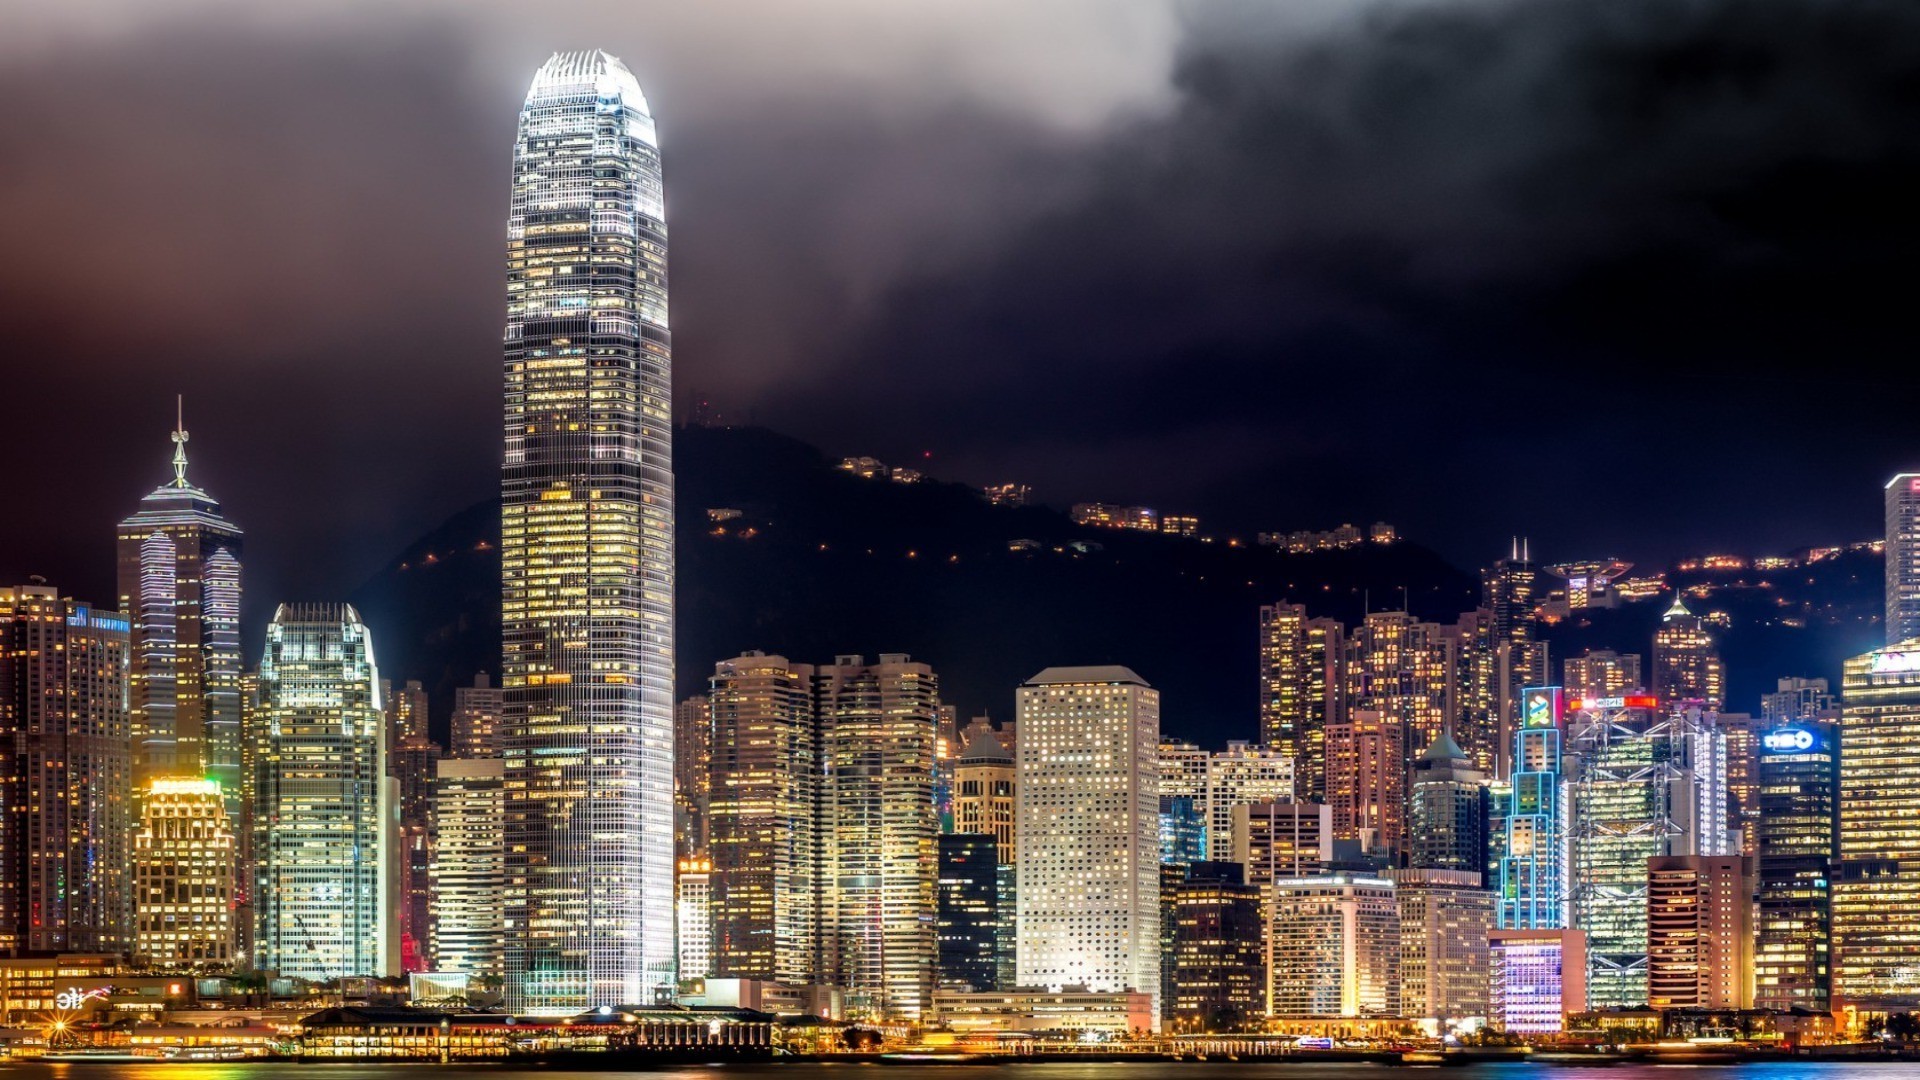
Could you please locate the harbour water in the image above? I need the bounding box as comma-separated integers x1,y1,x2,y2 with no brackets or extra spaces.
7,1063,1920,1080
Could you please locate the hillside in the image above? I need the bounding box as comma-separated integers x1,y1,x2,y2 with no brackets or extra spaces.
349,426,1477,746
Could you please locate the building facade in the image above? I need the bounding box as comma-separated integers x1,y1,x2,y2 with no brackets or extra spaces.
1016,667,1161,1023
1754,719,1837,1013
1257,603,1342,798
675,857,712,982
430,757,505,977
1489,929,1586,1034
132,778,236,970
1408,731,1488,873
1268,874,1400,1019
449,673,502,759
935,833,1002,993
500,49,674,1011
1168,862,1264,1030
674,695,712,858
1647,855,1753,1010
253,604,396,979
1326,708,1406,856
1887,473,1920,646
1498,687,1565,931
0,586,133,955
1392,868,1492,1030
1652,597,1725,709
1834,643,1920,1009
954,727,1015,860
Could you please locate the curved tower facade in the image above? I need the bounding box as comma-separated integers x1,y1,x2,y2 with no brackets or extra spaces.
501,49,674,1011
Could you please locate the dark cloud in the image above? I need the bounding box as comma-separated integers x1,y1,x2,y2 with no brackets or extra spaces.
2,0,1918,629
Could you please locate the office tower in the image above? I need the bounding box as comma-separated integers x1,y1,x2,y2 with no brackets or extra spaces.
1446,610,1501,777
1391,868,1492,1030
1717,712,1761,856
675,856,712,981
1653,597,1725,708
1326,709,1406,855
132,778,236,970
500,49,673,1011
1016,667,1161,1022
1158,861,1186,1025
1566,696,1732,1008
674,695,712,858
1267,873,1400,1018
1344,612,1456,768
1499,688,1566,931
1483,541,1549,776
1232,799,1331,1015
707,652,821,985
431,757,505,977
818,653,940,1021
935,833,1003,992
1762,677,1836,725
1754,719,1837,1013
0,585,133,955
1834,643,1920,1009
953,727,1015,860
253,604,396,979
449,673,502,758
388,685,441,974
1647,855,1753,1010
1168,862,1264,1031
1489,930,1587,1034
1409,731,1488,873
1562,650,1643,699
1159,739,1210,861
1888,473,1920,645
1203,741,1294,858
1257,603,1343,797
117,405,244,809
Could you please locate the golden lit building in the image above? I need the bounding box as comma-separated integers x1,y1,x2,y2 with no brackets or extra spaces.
675,696,713,858
1647,855,1752,1010
1256,603,1342,799
1391,868,1491,1030
1268,873,1400,1019
677,857,713,981
1834,642,1920,1009
954,727,1015,862
430,757,505,977
133,778,236,970
1653,597,1725,709
1326,709,1406,854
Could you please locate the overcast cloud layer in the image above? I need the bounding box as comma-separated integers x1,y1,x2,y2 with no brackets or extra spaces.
3,0,1918,620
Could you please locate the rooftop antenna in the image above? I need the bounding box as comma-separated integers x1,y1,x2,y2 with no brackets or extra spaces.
169,394,190,488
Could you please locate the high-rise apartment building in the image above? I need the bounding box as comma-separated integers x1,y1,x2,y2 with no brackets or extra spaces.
674,695,712,858
1257,603,1342,797
819,654,940,1021
707,653,822,986
1016,667,1161,1023
431,757,505,978
1392,868,1492,1030
1168,862,1264,1030
1647,855,1753,1010
1344,612,1455,770
1268,873,1400,1018
1409,731,1488,873
132,778,236,970
449,673,502,759
1887,473,1920,645
1754,719,1837,1013
935,833,1003,993
1483,541,1548,777
1834,643,1920,1010
0,585,133,955
1326,709,1406,855
253,604,396,979
117,407,244,809
1562,650,1643,699
953,727,1015,860
500,49,674,1011
1652,597,1725,709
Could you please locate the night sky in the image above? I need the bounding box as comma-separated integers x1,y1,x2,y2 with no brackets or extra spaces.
5,0,1920,624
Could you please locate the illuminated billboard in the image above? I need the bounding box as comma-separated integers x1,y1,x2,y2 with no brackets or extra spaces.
1522,686,1564,729
1761,727,1819,754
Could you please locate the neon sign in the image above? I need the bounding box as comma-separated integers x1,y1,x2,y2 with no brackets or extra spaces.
1872,651,1920,674
54,988,109,1010
1762,728,1817,753
1522,687,1564,729
1566,695,1660,711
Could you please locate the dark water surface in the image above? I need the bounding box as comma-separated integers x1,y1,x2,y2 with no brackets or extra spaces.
5,1063,1920,1080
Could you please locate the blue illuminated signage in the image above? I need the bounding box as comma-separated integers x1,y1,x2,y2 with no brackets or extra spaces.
1762,727,1817,753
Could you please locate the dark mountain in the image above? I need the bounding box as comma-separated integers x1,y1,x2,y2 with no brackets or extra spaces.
349,425,1477,746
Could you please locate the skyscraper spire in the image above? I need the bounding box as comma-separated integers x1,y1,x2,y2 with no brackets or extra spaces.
169,394,190,488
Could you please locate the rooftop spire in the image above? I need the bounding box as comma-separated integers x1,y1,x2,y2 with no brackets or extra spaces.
169,394,190,488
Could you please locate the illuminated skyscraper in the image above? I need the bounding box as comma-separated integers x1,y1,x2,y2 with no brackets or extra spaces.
1408,731,1488,873
1754,719,1837,1013
1653,597,1725,709
133,778,236,971
953,727,1015,860
674,695,712,858
1886,473,1920,645
1344,612,1455,770
819,654,940,1021
1647,855,1752,1010
1168,862,1265,1030
1761,677,1836,726
431,757,505,977
1562,650,1642,699
449,673,502,759
1326,708,1406,855
707,653,822,986
935,833,1003,992
1391,867,1492,1030
1834,643,1920,1010
1257,603,1342,796
1016,667,1161,1023
1202,742,1293,859
675,856,712,981
0,585,133,954
500,49,674,1011
1482,541,1548,777
1159,739,1210,861
1498,688,1566,931
387,682,441,974
118,404,244,810
1268,873,1400,1018
254,604,396,979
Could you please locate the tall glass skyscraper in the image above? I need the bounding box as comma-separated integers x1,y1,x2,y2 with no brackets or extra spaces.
501,49,674,1012
117,404,243,811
